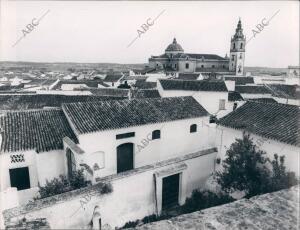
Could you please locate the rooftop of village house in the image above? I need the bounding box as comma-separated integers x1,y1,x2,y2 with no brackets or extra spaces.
0,108,78,153
224,76,254,85
133,185,299,230
217,101,300,147
62,96,209,134
159,79,228,92
0,94,124,110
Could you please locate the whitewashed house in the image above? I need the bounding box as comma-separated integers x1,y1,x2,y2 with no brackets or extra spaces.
61,97,217,181
216,101,300,176
157,79,231,116
0,109,78,206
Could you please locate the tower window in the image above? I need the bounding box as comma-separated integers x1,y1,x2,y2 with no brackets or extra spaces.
240,43,243,49
233,43,236,49
174,64,177,68
240,54,242,59
185,63,189,69
231,55,235,61
238,66,242,73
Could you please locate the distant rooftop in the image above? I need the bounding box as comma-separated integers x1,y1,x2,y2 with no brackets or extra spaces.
224,76,254,85
159,79,228,92
0,94,123,110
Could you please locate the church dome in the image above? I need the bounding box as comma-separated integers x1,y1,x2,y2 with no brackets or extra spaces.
165,38,184,53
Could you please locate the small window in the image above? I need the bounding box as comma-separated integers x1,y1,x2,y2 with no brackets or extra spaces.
116,132,135,139
152,130,161,140
231,55,235,61
185,63,189,69
9,167,30,191
201,65,204,68
212,65,215,68
219,99,226,110
174,64,177,68
240,43,243,49
190,124,197,133
240,53,242,59
233,43,236,49
222,65,225,68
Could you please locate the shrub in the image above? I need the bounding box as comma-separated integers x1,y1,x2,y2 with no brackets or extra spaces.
268,154,298,192
37,170,89,199
181,190,234,214
100,182,113,194
69,169,89,189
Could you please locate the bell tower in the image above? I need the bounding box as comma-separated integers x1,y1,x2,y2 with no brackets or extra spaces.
229,18,246,76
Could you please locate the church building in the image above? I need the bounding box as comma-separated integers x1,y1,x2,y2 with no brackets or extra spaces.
148,19,246,76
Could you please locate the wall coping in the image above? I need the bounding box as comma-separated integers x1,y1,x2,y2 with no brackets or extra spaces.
3,147,217,221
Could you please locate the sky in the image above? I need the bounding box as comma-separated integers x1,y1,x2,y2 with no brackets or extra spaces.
0,1,299,68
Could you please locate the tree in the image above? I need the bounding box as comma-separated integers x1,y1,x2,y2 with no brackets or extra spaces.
216,132,270,197
216,132,298,198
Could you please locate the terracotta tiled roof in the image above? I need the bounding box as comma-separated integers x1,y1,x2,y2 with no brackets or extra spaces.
62,96,209,134
228,91,244,101
224,77,254,85
178,73,200,80
159,79,228,92
218,101,300,147
132,89,161,99
0,94,123,110
248,98,278,103
235,85,271,94
134,80,157,89
266,84,300,99
0,109,78,153
89,88,128,97
103,74,123,82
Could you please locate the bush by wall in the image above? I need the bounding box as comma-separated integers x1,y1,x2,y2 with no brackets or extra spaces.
36,169,90,199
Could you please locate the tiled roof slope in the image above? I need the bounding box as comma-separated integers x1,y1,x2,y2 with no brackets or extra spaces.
134,186,299,230
235,85,271,94
62,96,209,134
0,109,78,153
218,101,300,147
0,94,123,110
266,84,300,99
178,73,200,80
134,80,157,89
159,79,228,92
132,89,161,99
224,77,254,85
248,98,278,103
89,88,128,97
228,91,244,101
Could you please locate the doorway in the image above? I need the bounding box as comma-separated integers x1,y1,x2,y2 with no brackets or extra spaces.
162,173,180,210
117,143,134,173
